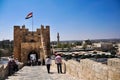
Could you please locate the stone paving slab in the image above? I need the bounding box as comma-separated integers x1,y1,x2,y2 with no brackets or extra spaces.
6,66,82,80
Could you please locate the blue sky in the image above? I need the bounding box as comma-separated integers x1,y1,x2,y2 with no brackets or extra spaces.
0,0,120,41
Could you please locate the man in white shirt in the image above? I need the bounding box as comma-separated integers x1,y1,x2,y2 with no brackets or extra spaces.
45,56,52,73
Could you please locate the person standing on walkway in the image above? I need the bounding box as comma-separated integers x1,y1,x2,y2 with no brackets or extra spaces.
15,58,19,71
45,56,52,73
8,58,14,75
55,54,62,73
38,59,41,65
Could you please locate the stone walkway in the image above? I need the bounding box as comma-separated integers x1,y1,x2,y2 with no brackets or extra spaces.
6,66,81,80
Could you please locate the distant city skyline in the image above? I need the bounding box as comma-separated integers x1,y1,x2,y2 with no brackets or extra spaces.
0,0,120,41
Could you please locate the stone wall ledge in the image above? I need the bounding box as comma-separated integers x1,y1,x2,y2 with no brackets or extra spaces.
0,62,24,80
60,58,120,80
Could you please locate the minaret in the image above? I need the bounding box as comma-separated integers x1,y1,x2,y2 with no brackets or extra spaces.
57,32,60,47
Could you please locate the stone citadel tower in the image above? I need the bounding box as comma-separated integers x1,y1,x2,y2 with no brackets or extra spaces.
13,25,50,64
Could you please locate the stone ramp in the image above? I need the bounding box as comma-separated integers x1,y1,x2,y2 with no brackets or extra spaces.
6,66,81,80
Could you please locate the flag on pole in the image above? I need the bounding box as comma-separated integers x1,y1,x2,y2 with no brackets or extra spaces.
25,12,33,19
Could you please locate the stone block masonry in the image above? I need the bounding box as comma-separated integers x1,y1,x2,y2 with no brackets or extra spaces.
108,58,120,80
108,58,120,69
63,58,120,80
13,25,50,64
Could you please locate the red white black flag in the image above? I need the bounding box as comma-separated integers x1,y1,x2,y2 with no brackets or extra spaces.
25,12,33,19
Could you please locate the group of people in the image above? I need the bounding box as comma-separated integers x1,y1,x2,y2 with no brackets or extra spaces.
8,58,19,76
45,54,63,74
27,59,41,66
7,54,62,75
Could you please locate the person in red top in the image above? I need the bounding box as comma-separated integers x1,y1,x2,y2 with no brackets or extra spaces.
55,54,62,73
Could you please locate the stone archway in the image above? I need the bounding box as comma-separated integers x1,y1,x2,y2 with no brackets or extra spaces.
27,51,38,62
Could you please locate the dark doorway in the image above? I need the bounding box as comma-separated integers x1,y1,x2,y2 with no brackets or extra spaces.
28,51,38,62
27,51,39,66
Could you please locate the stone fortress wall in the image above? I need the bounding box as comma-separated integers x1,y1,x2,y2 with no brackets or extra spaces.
63,58,120,80
14,25,50,63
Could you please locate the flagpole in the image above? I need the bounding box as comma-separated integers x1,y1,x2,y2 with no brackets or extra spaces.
25,12,33,35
